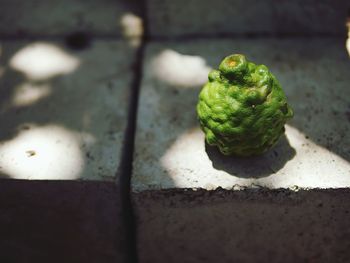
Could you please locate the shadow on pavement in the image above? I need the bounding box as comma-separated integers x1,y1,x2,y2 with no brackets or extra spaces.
205,134,296,178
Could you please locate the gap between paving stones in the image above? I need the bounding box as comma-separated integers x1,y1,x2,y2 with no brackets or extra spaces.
118,1,149,263
118,42,145,263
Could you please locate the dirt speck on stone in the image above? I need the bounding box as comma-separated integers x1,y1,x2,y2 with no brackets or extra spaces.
26,150,36,157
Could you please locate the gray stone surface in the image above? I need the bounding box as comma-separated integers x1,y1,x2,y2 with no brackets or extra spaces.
133,37,350,262
132,37,350,192
0,39,136,262
0,0,142,37
0,39,136,180
0,180,126,263
134,188,350,263
147,0,349,37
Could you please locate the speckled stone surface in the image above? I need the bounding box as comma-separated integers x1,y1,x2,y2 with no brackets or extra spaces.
147,0,348,37
133,37,350,262
0,39,136,262
0,40,136,180
132,37,350,191
134,188,350,263
0,180,126,262
0,0,141,36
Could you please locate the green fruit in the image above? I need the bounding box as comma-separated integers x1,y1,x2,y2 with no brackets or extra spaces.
197,54,293,156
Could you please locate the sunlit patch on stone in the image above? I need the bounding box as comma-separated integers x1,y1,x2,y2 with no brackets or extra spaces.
120,13,143,47
160,125,350,190
10,42,80,80
12,82,51,107
0,125,89,180
151,49,212,87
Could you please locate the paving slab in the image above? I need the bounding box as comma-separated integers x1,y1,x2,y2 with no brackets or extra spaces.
134,188,350,263
133,37,350,192
132,37,350,262
0,180,126,263
147,0,349,37
0,0,142,37
0,39,137,262
0,39,136,180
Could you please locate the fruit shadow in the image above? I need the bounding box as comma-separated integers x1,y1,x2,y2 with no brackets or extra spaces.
205,134,296,178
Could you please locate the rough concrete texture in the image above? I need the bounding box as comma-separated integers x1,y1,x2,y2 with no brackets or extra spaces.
0,40,136,180
147,0,349,37
0,180,126,263
132,37,350,191
0,0,142,37
134,188,350,263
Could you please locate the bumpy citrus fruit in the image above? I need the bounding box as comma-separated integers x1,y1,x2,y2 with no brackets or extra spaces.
197,54,293,156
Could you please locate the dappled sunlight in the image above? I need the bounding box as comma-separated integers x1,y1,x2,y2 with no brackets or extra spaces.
160,125,350,190
12,82,51,107
9,42,80,80
151,49,212,87
120,13,143,47
0,40,131,181
0,125,95,180
133,39,350,192
160,127,263,190
282,125,350,188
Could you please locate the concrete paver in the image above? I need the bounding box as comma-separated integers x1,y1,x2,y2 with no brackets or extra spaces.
0,180,126,262
1,1,350,261
0,0,142,37
133,37,350,191
0,39,137,262
0,39,136,180
132,37,350,262
134,188,350,263
147,0,348,37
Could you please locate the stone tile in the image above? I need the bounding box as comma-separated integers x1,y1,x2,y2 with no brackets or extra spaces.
147,0,348,37
0,39,136,180
132,37,350,191
0,39,136,262
134,188,350,263
133,37,350,263
0,0,142,36
0,180,127,262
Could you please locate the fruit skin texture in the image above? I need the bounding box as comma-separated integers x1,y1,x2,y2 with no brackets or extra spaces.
197,54,293,156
